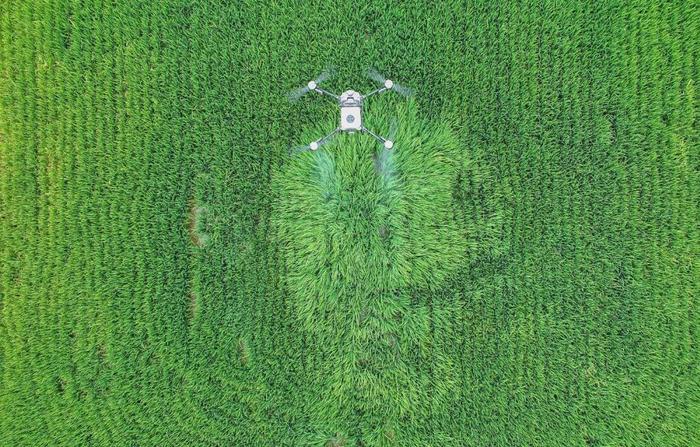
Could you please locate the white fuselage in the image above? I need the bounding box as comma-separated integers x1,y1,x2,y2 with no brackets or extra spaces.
339,90,363,132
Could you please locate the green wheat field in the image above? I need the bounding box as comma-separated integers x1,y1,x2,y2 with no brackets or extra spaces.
1,1,699,446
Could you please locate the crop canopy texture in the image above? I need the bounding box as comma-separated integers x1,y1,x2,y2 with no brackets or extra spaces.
273,102,468,444
0,1,698,446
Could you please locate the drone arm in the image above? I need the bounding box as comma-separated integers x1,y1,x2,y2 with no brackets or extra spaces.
309,127,341,150
318,127,340,144
362,126,387,144
362,87,387,100
314,87,339,100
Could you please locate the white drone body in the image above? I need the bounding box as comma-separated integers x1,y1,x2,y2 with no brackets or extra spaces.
339,90,363,132
290,70,409,152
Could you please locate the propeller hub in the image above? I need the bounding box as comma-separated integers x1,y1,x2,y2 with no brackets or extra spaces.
384,140,394,149
309,141,319,151
308,81,317,90
384,79,394,89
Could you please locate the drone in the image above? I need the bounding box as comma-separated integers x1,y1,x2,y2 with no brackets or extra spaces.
288,68,412,152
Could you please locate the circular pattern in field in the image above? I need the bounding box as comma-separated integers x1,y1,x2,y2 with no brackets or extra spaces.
273,100,467,326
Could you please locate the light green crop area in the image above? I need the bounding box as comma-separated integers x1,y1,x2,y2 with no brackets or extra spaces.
1,1,698,446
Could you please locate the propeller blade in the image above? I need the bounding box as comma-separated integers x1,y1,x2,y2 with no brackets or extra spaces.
314,67,335,84
367,67,387,84
367,68,412,97
287,67,335,102
377,118,398,150
289,144,311,156
375,139,396,176
287,85,310,101
388,118,398,141
391,82,413,97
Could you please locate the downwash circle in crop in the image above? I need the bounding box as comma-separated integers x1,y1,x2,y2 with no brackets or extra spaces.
273,100,467,329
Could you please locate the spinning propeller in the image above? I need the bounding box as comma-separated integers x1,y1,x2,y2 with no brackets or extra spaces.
367,68,413,97
287,68,335,101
